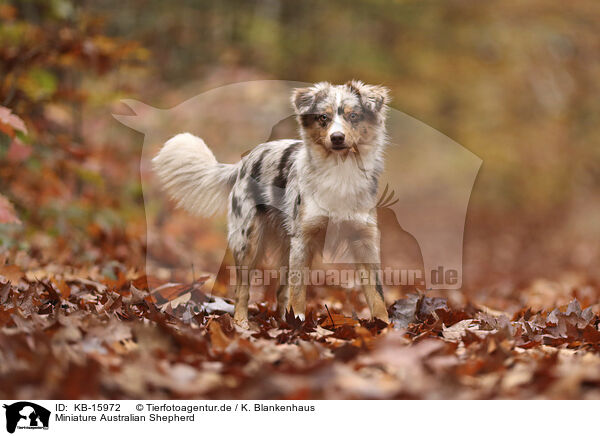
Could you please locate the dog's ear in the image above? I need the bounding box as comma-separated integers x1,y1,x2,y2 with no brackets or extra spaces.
291,87,315,114
346,80,390,113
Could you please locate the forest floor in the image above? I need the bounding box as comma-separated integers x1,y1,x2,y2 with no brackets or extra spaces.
1,261,600,400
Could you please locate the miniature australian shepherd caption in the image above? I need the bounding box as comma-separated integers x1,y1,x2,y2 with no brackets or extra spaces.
153,81,391,327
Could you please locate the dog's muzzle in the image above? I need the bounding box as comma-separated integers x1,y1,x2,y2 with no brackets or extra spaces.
330,132,347,150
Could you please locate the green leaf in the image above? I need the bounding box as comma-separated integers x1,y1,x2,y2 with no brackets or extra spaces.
19,68,58,101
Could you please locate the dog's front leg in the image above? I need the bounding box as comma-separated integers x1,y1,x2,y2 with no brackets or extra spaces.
358,263,389,323
352,222,389,323
287,235,311,321
233,280,250,328
276,284,289,318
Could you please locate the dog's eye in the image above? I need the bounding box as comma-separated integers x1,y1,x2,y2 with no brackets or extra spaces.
349,112,359,121
318,114,329,123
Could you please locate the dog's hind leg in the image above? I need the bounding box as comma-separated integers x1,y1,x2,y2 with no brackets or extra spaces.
230,219,263,328
275,242,291,319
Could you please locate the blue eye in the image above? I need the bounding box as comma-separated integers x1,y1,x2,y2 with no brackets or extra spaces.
349,112,358,121
319,114,329,122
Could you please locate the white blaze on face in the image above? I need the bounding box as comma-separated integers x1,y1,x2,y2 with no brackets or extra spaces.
327,88,345,141
328,117,345,139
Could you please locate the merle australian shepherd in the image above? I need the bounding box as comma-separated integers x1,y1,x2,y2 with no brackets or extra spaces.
153,81,390,327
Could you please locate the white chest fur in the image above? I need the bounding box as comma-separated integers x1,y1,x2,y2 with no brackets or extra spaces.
298,150,377,224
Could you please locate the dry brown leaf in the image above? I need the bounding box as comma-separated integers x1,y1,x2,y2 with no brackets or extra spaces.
0,264,24,283
208,319,233,351
321,312,359,329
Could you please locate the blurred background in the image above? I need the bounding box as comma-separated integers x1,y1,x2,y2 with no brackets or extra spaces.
1,0,599,307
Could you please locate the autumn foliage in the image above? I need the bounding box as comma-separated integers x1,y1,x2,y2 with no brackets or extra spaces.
2,269,600,399
1,0,600,400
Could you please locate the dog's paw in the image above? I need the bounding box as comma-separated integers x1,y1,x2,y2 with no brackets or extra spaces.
233,317,250,329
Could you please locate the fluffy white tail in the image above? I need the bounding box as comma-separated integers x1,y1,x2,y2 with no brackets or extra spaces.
152,133,238,216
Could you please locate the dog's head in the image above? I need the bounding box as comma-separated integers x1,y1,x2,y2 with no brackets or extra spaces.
291,80,389,156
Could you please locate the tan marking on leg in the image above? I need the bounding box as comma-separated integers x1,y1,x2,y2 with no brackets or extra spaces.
276,284,289,318
233,282,250,328
350,218,389,322
287,218,326,319
232,218,263,328
359,265,389,322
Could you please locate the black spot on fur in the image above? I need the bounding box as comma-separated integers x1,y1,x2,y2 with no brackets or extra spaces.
272,142,300,206
373,96,385,112
337,106,344,115
274,143,299,188
346,82,362,97
231,195,241,217
248,149,268,213
374,270,384,298
363,107,378,123
312,89,328,109
250,150,264,181
369,174,379,196
293,195,301,219
294,89,315,113
254,196,267,213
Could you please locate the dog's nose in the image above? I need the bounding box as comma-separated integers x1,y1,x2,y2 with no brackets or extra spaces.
330,132,345,146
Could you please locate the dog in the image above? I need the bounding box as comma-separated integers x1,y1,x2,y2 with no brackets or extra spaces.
153,80,391,327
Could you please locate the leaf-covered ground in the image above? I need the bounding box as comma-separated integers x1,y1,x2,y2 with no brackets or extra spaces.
2,263,600,400
2,0,600,403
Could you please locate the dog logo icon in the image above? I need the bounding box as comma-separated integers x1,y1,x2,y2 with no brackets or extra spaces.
2,402,50,433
